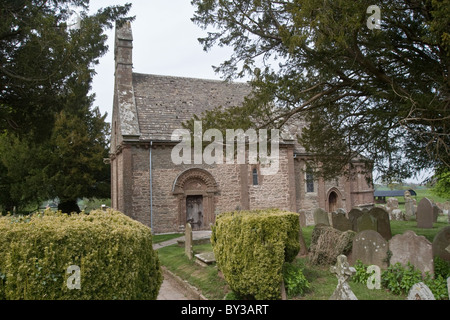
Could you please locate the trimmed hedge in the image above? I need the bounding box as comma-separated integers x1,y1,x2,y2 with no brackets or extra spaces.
211,209,300,300
0,209,162,300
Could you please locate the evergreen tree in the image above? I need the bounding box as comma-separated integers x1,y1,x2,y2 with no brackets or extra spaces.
0,1,132,212
190,0,449,182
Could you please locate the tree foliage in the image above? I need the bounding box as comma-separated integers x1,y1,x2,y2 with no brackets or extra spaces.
0,1,133,212
0,0,132,138
190,0,449,181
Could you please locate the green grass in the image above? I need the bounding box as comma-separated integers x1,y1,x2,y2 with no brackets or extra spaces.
153,233,183,244
156,203,448,300
157,243,229,300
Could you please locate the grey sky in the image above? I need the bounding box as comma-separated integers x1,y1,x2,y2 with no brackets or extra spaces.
89,0,235,124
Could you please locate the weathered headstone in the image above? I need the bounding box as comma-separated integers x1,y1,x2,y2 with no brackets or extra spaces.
405,198,416,220
389,230,434,277
390,209,405,221
185,223,193,260
313,208,330,226
350,230,389,269
432,204,440,222
329,255,358,300
406,282,435,300
356,212,377,233
386,197,399,216
369,207,392,240
348,208,363,231
331,211,352,232
432,226,450,262
416,197,434,229
298,210,307,227
443,201,450,216
298,214,308,256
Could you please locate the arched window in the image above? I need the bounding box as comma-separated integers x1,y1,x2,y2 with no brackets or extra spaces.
252,168,259,185
306,167,314,193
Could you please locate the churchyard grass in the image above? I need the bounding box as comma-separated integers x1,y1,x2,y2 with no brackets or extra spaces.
153,233,183,244
157,243,229,300
156,217,448,300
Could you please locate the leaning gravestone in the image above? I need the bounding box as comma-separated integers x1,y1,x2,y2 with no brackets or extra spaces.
329,255,358,300
185,223,193,260
416,197,434,229
432,226,450,262
350,230,389,269
348,208,363,231
356,212,377,233
369,207,392,240
389,230,434,277
407,282,435,300
331,211,352,232
313,208,330,226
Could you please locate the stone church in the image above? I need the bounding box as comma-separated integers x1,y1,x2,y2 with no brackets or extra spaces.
110,22,374,234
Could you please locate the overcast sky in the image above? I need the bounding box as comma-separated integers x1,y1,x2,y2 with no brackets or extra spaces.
89,0,236,124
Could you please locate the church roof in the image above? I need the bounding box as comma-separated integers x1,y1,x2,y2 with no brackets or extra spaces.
132,73,252,141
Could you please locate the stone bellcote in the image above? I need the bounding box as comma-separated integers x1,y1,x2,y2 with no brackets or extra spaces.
115,21,133,68
113,21,141,142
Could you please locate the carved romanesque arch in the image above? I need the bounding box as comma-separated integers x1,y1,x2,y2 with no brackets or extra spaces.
172,168,219,231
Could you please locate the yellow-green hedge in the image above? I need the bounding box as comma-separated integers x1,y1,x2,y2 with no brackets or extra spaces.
211,209,300,300
0,209,162,300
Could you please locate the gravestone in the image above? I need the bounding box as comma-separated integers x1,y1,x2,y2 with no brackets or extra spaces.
350,230,389,268
356,212,377,233
416,197,434,229
407,282,435,300
432,204,440,222
348,208,363,231
389,230,434,277
185,223,193,260
386,197,399,216
313,208,330,226
390,209,405,221
298,210,307,227
298,214,308,256
432,226,450,262
369,207,392,240
405,198,416,220
331,211,352,232
329,255,358,300
195,252,216,267
443,201,450,216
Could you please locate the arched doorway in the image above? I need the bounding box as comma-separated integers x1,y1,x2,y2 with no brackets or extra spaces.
327,188,344,213
172,168,218,231
329,191,338,213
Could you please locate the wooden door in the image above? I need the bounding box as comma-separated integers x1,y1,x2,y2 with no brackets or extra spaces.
186,195,203,230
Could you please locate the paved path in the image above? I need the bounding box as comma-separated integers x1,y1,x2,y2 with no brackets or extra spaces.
155,231,211,300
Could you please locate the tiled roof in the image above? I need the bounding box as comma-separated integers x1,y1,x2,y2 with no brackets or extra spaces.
132,73,251,141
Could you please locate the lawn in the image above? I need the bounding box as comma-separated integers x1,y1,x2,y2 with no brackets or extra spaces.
155,217,448,300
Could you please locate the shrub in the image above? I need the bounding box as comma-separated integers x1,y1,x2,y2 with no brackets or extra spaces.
352,260,371,285
0,209,162,300
211,209,300,300
381,262,422,295
282,262,310,298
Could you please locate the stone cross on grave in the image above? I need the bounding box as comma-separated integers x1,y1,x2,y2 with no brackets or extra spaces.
329,255,358,300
